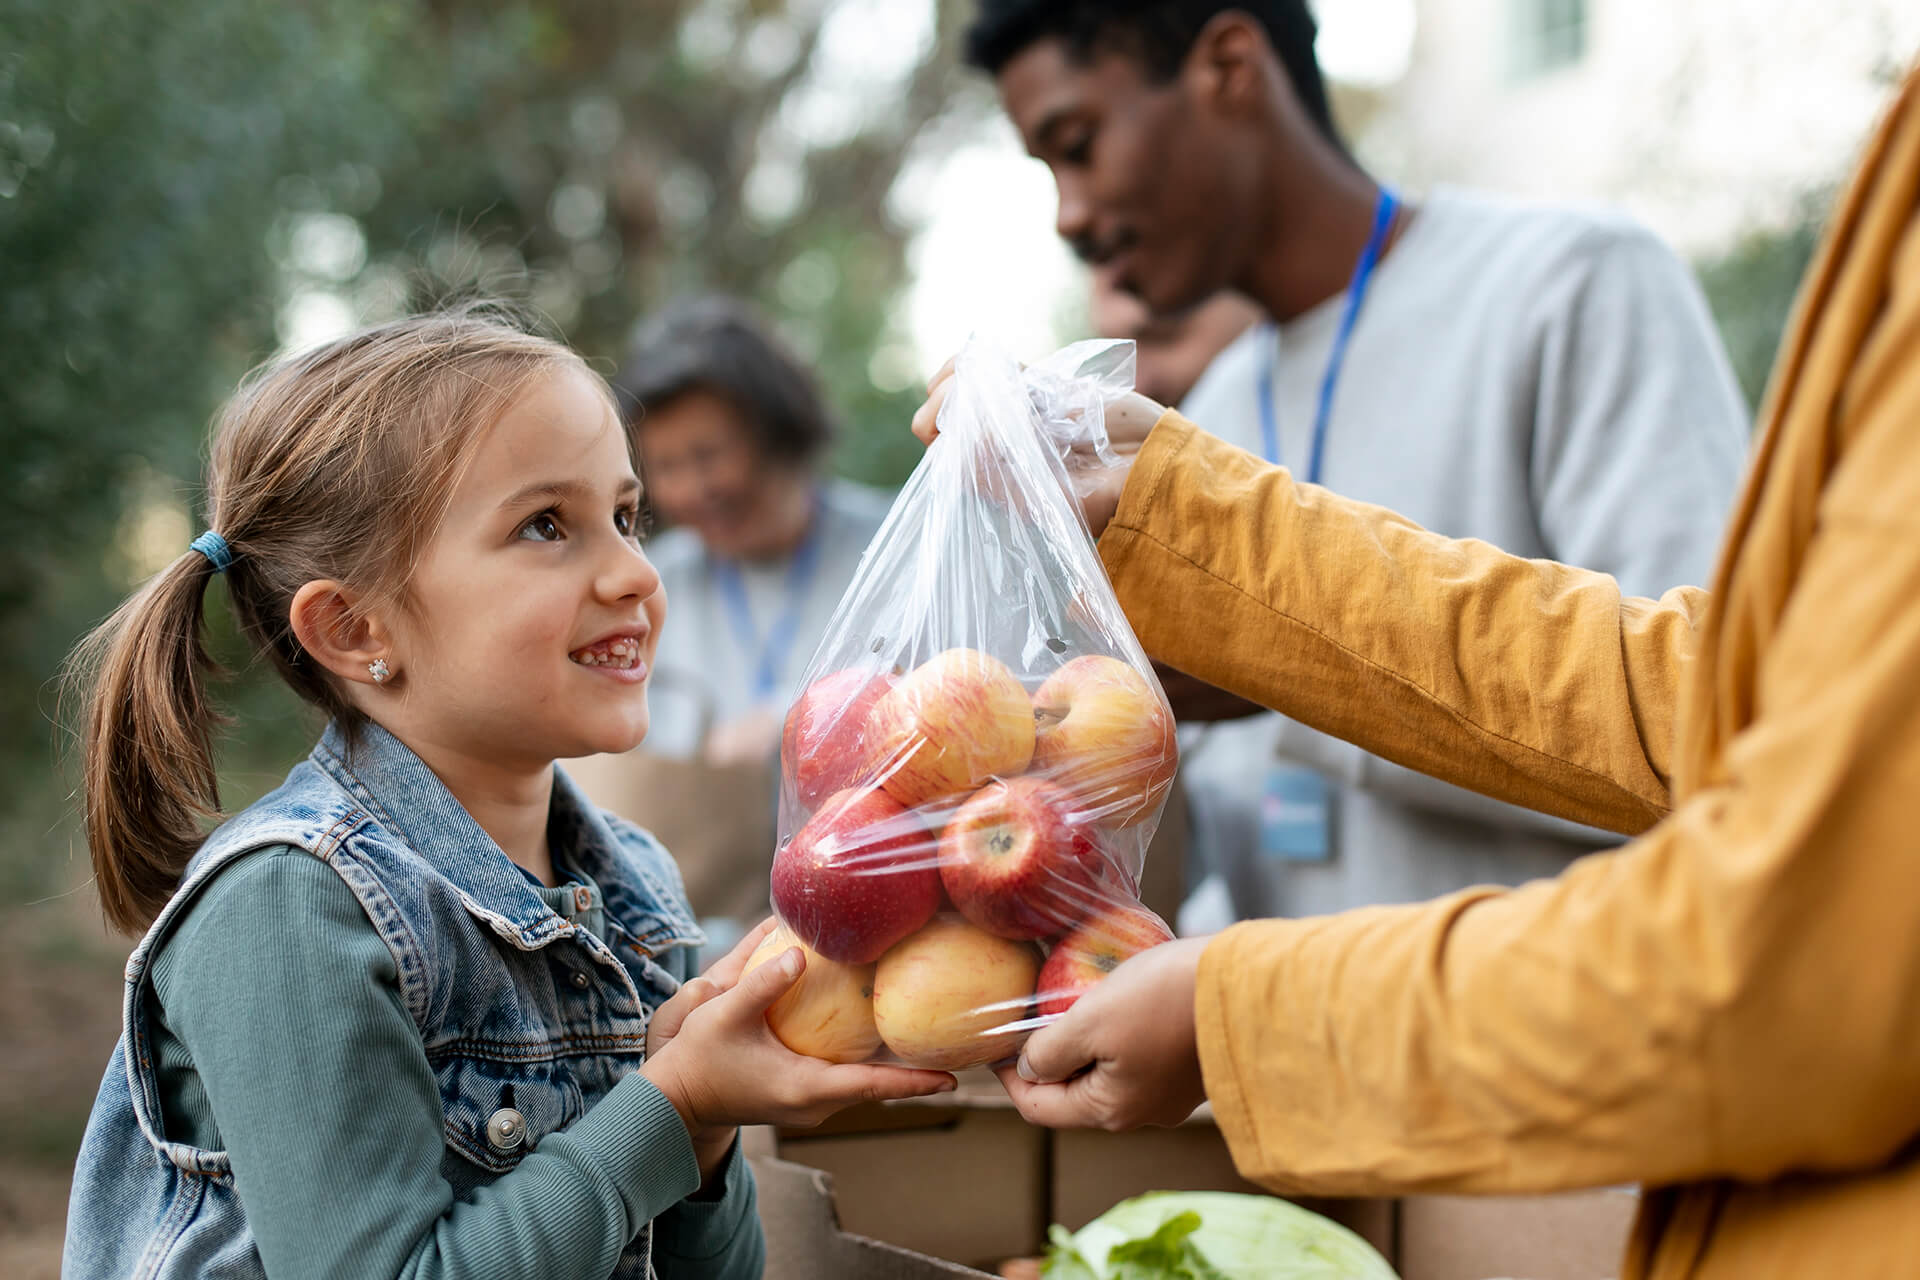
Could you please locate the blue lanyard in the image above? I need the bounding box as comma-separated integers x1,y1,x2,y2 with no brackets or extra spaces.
712,503,824,704
1256,186,1399,484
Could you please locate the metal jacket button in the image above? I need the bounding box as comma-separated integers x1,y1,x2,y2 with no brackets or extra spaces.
570,970,591,990
486,1108,527,1152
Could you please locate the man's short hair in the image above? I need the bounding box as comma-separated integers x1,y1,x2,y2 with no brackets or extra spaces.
612,295,833,466
964,1,1340,147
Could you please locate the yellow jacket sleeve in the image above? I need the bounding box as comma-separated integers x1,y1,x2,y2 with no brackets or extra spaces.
1098,206,1920,1192
1100,417,1701,837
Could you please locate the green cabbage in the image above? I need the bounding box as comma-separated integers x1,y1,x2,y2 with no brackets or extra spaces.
1041,1191,1399,1280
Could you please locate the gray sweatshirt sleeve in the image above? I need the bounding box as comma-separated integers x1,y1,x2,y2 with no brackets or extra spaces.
1526,219,1751,598
150,847,731,1280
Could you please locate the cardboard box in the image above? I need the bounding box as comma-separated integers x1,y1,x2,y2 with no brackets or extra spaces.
775,1086,1045,1269
757,1076,1639,1279
751,1151,993,1278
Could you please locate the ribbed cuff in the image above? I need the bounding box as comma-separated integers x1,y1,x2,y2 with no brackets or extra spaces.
557,1070,701,1228
653,1133,760,1263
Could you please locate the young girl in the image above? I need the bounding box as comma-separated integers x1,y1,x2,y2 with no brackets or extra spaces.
60,310,957,1280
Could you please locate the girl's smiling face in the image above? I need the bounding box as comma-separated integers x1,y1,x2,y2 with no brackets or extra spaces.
387,365,666,770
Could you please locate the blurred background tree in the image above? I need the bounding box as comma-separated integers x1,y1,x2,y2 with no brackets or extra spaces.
0,0,974,897
1,0,418,897
1695,199,1828,413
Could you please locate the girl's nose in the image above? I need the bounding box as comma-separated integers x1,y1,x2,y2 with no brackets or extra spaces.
602,534,662,604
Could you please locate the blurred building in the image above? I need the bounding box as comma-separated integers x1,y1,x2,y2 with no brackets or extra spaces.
1365,0,1920,252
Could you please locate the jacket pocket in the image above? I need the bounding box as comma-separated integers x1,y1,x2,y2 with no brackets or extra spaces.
433,1053,586,1177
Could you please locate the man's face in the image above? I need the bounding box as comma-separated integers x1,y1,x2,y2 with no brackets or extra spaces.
998,38,1251,314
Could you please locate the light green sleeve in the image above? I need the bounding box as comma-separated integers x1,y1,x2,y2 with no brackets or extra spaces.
151,846,757,1280
645,937,764,1278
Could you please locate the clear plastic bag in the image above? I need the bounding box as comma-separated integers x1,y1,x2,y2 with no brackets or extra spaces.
755,338,1178,1070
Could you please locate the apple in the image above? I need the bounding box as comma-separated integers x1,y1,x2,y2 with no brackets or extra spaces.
1035,902,1175,1018
782,667,898,809
863,648,1035,808
1031,655,1177,828
741,923,882,1064
872,916,1042,1070
771,785,941,964
938,777,1115,941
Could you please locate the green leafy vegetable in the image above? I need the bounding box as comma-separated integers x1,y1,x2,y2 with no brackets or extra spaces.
1045,1225,1102,1280
1045,1213,1226,1280
1041,1191,1398,1280
1104,1211,1229,1280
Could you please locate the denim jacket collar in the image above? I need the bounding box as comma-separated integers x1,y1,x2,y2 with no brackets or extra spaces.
311,719,699,951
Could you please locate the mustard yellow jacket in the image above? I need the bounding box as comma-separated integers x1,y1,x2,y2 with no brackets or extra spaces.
1097,63,1920,1280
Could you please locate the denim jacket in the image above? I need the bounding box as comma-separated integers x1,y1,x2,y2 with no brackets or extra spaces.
63,720,706,1279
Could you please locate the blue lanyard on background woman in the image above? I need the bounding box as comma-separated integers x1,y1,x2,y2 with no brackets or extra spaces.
712,503,824,704
1256,186,1400,483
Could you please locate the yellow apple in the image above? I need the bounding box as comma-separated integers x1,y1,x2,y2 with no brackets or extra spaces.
1032,654,1177,827
871,915,1041,1070
743,923,882,1064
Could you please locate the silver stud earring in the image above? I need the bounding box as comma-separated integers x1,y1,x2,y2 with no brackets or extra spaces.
368,658,390,684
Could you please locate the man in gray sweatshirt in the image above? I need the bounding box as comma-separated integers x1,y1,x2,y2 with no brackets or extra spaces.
965,0,1750,919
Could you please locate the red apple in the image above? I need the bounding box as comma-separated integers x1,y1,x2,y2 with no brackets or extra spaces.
1035,902,1175,1018
1032,655,1177,828
742,923,882,1064
771,785,940,964
782,667,898,809
872,916,1041,1070
864,648,1036,808
938,777,1114,941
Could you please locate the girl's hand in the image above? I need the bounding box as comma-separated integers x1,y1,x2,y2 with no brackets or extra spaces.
645,917,779,1188
909,355,1166,539
646,916,779,1061
643,945,957,1136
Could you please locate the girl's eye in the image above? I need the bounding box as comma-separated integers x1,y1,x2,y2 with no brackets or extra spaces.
518,511,563,543
1061,130,1094,166
614,505,640,539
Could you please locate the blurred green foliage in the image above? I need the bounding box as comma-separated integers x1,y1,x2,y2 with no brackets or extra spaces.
1,0,973,902
1,0,422,889
1696,199,1828,415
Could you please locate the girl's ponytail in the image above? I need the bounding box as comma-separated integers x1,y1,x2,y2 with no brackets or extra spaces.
68,546,229,936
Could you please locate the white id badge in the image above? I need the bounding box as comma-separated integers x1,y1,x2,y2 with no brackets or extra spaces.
1259,764,1333,861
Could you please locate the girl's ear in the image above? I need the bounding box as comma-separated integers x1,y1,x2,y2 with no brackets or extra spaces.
289,580,395,686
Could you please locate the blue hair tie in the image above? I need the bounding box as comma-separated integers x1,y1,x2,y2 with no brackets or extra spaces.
190,530,235,574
